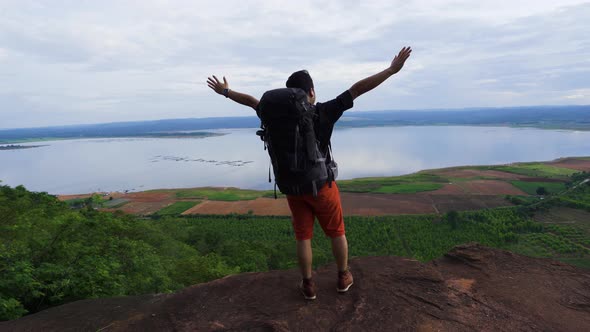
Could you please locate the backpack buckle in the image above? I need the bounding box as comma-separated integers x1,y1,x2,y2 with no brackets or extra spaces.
256,129,266,141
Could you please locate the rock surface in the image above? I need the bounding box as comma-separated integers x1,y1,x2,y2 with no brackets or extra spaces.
2,244,590,331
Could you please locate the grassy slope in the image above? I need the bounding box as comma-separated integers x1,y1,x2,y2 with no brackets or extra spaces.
374,182,444,194
510,181,567,195
155,201,200,216
175,188,266,201
337,173,448,194
493,163,577,178
103,198,130,209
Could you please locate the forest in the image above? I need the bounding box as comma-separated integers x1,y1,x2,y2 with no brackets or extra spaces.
1,176,589,320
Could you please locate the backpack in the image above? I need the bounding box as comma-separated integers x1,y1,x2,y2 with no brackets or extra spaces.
256,88,335,197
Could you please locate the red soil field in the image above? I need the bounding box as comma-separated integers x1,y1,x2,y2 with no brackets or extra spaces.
432,169,521,180
123,191,175,202
180,191,514,216
550,159,590,172
455,180,526,195
516,177,566,183
182,193,441,217
114,200,176,215
428,194,511,214
57,193,94,200
182,198,291,216
428,183,467,195
340,192,436,215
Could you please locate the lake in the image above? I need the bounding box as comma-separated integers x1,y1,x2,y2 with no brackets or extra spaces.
1,126,590,194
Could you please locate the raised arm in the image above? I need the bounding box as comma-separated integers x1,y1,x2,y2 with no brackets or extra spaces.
207,75,259,110
348,46,412,100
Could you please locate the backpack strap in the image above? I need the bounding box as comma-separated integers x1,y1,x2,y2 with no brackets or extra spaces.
328,142,334,160
327,142,336,187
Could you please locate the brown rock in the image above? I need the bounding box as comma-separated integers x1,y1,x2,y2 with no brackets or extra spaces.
2,244,589,331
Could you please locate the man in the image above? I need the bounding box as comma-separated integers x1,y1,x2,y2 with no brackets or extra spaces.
207,46,412,300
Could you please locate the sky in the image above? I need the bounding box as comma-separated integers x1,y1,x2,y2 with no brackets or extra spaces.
1,0,589,129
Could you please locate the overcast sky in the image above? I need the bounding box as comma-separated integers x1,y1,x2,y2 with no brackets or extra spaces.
1,0,589,129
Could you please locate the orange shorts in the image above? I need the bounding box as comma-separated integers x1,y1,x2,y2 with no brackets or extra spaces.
286,181,345,241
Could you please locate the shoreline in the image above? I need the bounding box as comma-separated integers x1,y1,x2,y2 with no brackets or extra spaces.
0,144,47,150
56,156,589,198
2,123,590,144
0,132,225,145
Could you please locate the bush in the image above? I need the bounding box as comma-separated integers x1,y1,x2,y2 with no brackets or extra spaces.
0,298,27,321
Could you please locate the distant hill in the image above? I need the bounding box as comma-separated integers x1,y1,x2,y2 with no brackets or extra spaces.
1,105,589,143
3,244,589,331
0,117,259,143
338,105,590,129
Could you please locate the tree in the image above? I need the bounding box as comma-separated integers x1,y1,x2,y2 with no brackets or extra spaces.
536,187,548,196
445,210,460,230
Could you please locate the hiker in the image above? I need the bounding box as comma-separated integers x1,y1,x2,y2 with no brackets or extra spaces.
207,46,412,300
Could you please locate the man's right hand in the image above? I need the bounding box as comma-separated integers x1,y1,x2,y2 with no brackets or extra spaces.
207,75,229,95
206,75,260,110
388,47,412,75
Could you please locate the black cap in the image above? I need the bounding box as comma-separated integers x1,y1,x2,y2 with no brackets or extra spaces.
286,70,314,94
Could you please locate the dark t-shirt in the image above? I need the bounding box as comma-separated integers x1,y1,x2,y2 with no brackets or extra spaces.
314,90,354,160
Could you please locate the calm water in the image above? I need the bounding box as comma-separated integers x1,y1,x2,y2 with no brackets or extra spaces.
1,126,589,194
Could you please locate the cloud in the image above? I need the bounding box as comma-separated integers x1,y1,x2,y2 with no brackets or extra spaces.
563,89,590,101
0,1,589,128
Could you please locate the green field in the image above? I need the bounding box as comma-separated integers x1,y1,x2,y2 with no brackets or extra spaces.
64,194,108,208
374,182,444,194
154,201,200,216
494,163,577,178
102,198,130,209
337,172,448,193
172,187,268,201
557,258,590,269
64,197,86,206
510,181,567,195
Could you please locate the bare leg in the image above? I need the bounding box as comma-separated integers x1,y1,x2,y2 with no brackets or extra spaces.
331,235,349,272
296,239,313,279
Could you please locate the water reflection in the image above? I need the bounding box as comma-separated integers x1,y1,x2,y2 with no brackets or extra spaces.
1,126,589,194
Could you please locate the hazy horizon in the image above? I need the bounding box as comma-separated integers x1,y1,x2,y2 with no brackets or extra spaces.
1,104,589,131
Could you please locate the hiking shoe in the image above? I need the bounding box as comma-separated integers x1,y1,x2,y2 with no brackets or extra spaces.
300,278,316,300
337,269,353,293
